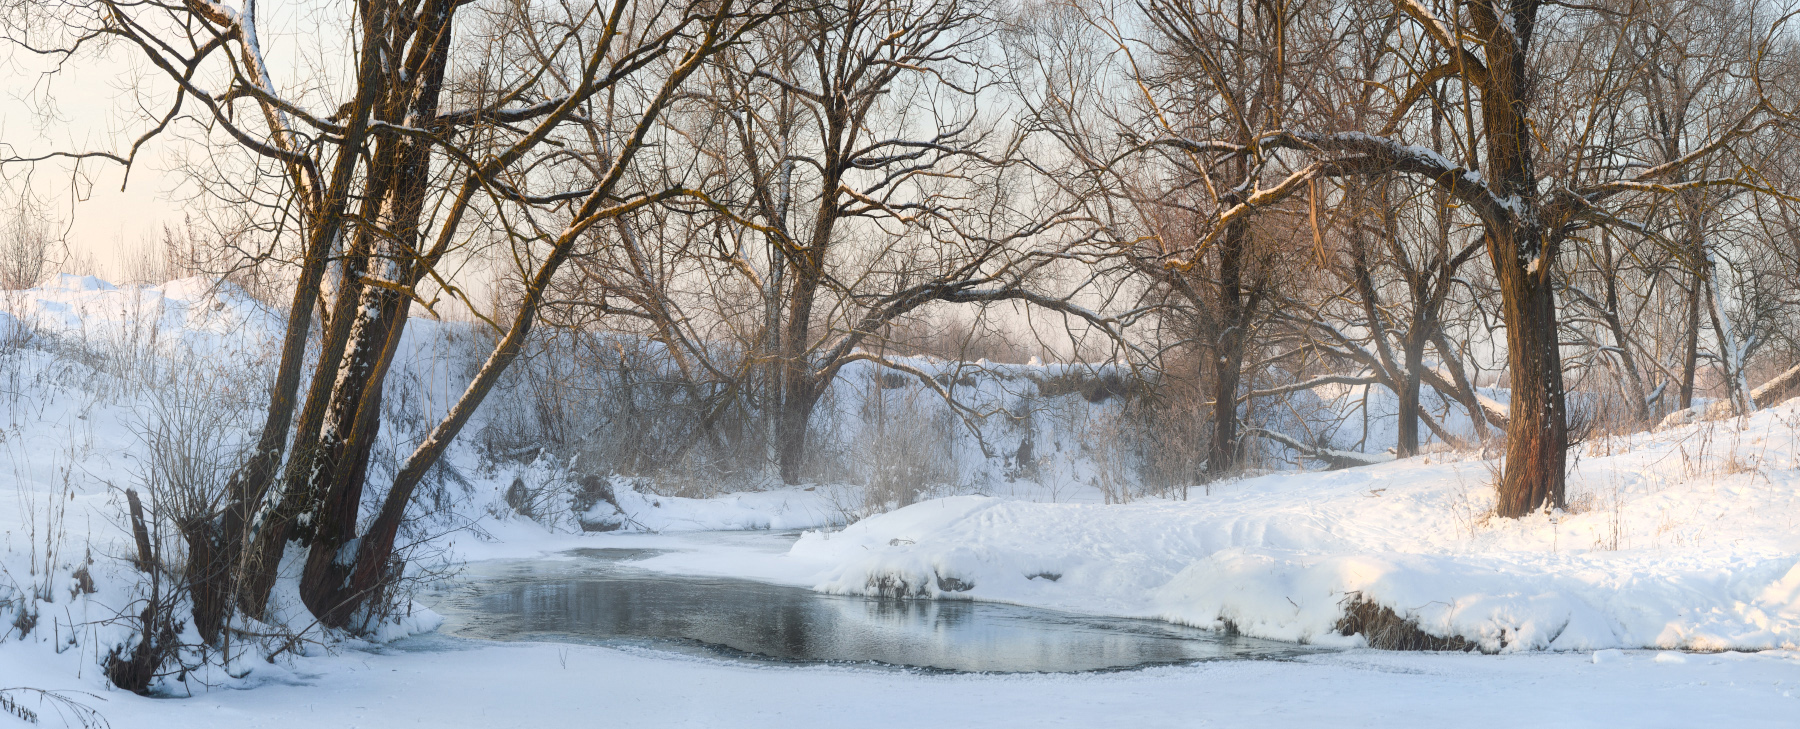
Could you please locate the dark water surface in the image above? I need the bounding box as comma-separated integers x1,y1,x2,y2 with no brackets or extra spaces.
431,544,1318,673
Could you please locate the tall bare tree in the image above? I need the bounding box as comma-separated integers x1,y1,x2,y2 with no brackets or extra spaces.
6,0,782,641
1013,0,1329,478
688,0,1110,484
1103,0,1786,515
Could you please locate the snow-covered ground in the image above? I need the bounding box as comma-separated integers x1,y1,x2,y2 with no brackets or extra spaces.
0,637,1790,728
0,275,1797,727
777,406,1800,653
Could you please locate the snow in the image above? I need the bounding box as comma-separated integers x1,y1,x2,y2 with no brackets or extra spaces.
598,483,841,533
1,274,1797,726
0,636,1791,728
784,407,1800,653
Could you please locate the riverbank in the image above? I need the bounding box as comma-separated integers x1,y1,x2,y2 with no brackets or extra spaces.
779,402,1800,653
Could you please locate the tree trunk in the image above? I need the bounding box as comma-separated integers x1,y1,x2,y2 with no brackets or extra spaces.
776,384,817,485
1601,296,1651,424
298,289,411,623
1679,267,1702,410
1207,343,1244,476
1476,3,1566,518
776,258,822,484
297,59,446,621
217,2,389,623
1703,253,1753,415
340,215,583,622
179,520,228,644
1430,331,1493,441
1492,231,1568,517
1396,331,1426,457
1596,229,1651,423
239,5,453,617
235,171,389,618
1206,222,1250,479
764,229,785,465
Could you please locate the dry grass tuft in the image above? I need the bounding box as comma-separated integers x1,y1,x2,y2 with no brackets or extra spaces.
1334,593,1478,652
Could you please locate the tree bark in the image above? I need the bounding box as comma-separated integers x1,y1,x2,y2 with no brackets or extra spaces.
208,0,389,626
1206,221,1251,478
776,266,821,484
1470,2,1567,517
239,0,455,617
1703,253,1754,415
1679,267,1702,410
1492,228,1569,517
298,289,412,624
1396,329,1426,457
1429,330,1493,441
236,215,381,617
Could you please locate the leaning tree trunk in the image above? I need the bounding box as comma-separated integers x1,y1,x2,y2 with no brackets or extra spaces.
340,209,591,621
240,3,454,619
235,192,388,617
1430,330,1493,442
235,147,397,617
197,0,391,631
299,288,412,623
297,58,448,620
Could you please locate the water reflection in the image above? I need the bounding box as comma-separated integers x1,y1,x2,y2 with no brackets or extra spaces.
433,549,1317,673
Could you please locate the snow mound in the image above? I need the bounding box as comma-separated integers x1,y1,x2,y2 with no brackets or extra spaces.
606,485,841,532
792,405,1800,652
5,274,281,356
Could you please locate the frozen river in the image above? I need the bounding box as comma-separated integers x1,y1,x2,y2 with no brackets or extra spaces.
431,544,1318,673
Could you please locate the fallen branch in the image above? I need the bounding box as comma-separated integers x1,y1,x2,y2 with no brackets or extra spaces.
1659,361,1800,429
1241,428,1392,470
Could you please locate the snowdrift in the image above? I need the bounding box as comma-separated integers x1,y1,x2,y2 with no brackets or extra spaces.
792,408,1800,652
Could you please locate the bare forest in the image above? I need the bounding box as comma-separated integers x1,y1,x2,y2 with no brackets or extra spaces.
3,0,1800,714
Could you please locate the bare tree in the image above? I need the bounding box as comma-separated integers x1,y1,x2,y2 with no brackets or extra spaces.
1011,0,1329,478
6,0,783,642
1281,174,1493,456
1096,0,1788,516
672,0,1113,484
1609,0,1770,417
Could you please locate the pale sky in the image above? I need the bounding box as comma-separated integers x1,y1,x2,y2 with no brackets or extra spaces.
1,2,339,280
0,5,1096,362
3,55,185,277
